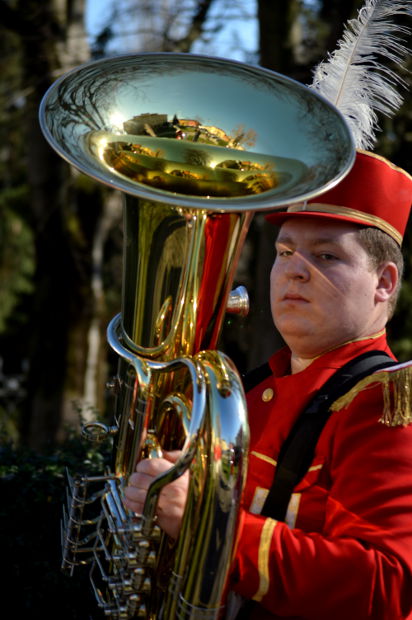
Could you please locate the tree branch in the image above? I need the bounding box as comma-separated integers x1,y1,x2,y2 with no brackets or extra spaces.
169,0,216,53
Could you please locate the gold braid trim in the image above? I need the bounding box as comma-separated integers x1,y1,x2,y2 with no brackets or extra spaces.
253,518,278,602
331,367,412,427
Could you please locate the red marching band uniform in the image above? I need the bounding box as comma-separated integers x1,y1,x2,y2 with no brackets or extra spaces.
229,151,412,619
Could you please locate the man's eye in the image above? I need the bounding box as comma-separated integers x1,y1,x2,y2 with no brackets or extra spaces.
318,253,337,261
277,248,293,257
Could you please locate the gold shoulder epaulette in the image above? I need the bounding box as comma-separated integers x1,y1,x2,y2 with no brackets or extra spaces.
331,362,412,427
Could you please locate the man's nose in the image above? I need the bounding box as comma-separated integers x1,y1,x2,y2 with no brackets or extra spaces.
284,252,311,280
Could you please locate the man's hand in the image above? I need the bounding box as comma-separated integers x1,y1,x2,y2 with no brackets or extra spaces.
123,450,189,540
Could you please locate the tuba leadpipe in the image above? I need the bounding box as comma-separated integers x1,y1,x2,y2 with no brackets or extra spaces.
39,53,354,619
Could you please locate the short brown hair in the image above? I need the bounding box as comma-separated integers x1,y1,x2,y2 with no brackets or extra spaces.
356,227,404,318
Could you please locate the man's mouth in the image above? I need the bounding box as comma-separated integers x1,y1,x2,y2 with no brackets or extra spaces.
283,292,308,302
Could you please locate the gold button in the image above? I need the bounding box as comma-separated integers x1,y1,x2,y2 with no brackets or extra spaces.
262,388,274,402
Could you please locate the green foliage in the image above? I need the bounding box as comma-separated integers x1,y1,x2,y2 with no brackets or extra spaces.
0,432,112,618
0,187,35,333
0,403,21,446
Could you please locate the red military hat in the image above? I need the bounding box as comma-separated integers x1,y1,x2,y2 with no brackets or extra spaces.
266,150,412,246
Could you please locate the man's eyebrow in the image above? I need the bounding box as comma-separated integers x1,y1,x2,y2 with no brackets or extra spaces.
276,234,341,247
275,235,294,245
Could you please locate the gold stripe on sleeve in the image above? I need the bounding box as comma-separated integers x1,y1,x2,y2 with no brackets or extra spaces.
250,451,277,467
252,518,278,602
285,492,301,529
250,487,269,515
308,464,323,472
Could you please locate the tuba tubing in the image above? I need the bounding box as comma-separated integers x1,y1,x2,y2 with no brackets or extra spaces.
39,52,355,619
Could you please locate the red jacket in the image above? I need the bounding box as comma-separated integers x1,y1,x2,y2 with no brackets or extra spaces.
231,333,412,619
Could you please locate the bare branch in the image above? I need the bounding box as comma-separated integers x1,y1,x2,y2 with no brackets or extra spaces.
167,0,217,52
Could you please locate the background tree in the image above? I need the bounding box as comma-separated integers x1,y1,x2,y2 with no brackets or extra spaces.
0,0,220,447
0,0,102,449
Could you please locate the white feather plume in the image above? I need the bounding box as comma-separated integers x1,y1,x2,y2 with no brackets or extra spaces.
310,0,412,149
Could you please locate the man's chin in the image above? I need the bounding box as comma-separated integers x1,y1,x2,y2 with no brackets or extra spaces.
274,320,314,343
280,329,330,358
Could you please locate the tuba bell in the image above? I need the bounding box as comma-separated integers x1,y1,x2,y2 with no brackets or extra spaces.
39,53,354,619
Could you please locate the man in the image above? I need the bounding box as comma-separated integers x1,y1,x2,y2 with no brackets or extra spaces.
124,150,412,619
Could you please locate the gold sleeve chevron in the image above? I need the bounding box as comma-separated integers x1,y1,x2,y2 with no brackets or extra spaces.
331,363,412,427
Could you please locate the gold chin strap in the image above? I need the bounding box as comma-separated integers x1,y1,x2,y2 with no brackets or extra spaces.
332,365,412,427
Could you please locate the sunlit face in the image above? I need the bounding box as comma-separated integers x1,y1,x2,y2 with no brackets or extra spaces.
270,217,394,359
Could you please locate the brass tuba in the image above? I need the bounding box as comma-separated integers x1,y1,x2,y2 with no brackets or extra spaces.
39,53,354,619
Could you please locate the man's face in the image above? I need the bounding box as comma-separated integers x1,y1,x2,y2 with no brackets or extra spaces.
270,217,392,359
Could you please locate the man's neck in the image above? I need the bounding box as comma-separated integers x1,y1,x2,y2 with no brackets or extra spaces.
290,354,315,374
289,329,387,375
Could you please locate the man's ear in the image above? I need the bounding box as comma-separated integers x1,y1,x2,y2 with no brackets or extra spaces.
375,262,399,303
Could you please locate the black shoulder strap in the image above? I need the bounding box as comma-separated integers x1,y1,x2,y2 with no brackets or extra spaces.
261,350,397,521
242,362,272,393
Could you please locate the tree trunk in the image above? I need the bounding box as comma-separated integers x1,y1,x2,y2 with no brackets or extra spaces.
257,0,296,73
12,0,94,448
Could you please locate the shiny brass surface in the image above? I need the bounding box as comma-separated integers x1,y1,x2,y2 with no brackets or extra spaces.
121,198,252,354
39,53,355,620
39,53,354,212
104,316,248,619
94,132,292,197
226,285,249,317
